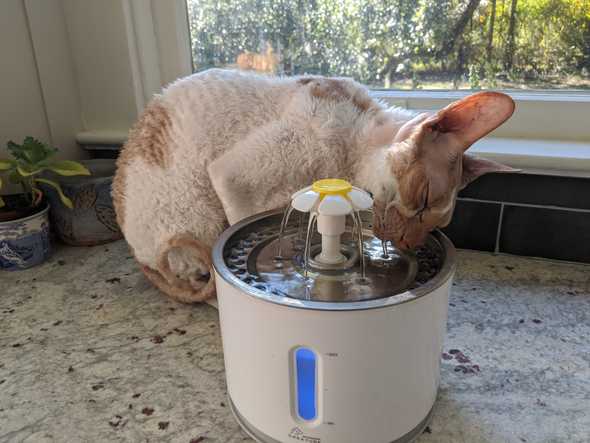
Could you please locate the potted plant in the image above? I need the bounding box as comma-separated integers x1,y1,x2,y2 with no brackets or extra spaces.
0,137,89,270
42,159,123,246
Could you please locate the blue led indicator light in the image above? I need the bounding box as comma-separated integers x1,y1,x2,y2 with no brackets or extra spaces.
295,347,317,421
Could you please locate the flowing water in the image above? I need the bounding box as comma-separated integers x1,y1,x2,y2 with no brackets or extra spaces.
352,210,367,280
277,205,294,259
382,240,389,259
219,210,448,304
303,213,317,278
253,206,429,302
277,203,367,278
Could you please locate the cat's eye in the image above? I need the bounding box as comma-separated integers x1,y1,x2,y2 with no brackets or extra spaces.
423,184,430,209
416,183,430,222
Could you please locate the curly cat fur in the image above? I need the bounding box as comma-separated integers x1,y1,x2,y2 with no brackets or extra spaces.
112,69,417,303
113,69,515,304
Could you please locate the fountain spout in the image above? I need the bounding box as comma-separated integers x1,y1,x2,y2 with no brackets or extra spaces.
291,179,373,272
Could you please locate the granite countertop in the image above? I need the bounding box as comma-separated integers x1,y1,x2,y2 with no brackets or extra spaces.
1,240,589,443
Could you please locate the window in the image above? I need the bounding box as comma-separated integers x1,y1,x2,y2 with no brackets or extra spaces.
186,0,590,91
60,0,588,175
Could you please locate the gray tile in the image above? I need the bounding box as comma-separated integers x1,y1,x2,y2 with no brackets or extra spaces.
442,199,501,252
499,205,590,263
460,173,590,210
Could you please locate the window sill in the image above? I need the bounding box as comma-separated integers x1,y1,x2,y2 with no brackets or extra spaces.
372,89,590,103
77,130,128,147
75,134,590,178
470,138,590,178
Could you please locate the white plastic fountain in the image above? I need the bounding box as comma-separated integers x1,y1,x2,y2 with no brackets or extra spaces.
213,178,456,443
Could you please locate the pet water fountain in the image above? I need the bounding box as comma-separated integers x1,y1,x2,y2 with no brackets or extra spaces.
213,179,456,443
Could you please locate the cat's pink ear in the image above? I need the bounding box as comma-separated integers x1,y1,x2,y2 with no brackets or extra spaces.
430,92,515,151
461,154,520,189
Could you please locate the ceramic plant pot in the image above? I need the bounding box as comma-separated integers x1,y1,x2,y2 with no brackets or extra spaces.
0,199,51,271
42,159,122,246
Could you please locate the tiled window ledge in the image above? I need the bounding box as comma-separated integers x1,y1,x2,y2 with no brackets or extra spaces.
443,173,590,263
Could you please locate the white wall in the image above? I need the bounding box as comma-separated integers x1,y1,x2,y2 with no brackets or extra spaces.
62,0,140,134
0,0,191,189
0,0,84,165
0,1,52,157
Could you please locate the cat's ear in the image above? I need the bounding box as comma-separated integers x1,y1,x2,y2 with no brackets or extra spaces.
427,92,515,151
461,154,520,189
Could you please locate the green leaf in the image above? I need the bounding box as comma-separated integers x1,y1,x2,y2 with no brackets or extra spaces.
7,137,57,165
17,164,44,177
47,160,91,176
8,169,23,184
35,178,73,209
22,137,56,164
6,141,28,163
0,159,15,170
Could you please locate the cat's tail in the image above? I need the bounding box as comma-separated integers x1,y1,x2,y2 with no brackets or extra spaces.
141,233,216,304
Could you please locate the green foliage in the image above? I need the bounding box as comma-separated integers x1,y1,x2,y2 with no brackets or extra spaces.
468,65,481,89
187,0,590,89
0,137,90,210
483,62,499,88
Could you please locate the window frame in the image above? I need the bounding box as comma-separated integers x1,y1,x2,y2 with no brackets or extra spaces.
80,0,590,176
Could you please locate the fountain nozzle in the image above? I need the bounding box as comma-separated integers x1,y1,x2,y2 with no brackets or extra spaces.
291,179,373,267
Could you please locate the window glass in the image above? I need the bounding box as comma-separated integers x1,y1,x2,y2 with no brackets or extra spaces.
186,0,589,91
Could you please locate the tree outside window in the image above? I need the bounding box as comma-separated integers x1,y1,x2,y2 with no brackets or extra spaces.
186,0,590,90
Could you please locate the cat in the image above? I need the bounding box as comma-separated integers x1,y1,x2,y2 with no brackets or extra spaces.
112,69,516,304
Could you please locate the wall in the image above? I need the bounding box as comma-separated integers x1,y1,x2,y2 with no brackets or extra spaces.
0,0,52,160
0,0,192,190
443,173,590,263
61,0,140,134
0,0,84,165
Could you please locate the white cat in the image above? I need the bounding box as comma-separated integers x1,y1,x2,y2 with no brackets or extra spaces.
112,69,515,303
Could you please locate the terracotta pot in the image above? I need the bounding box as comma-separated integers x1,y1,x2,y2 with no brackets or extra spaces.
0,198,51,271
41,159,122,246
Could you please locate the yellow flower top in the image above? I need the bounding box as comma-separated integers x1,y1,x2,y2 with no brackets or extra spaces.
311,178,352,199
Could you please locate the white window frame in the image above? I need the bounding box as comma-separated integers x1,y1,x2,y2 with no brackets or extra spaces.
373,90,590,178
35,0,588,177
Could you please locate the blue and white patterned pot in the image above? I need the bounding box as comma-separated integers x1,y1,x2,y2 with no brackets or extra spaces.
0,203,51,271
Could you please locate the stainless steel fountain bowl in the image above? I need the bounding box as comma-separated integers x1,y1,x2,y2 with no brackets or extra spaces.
212,208,456,311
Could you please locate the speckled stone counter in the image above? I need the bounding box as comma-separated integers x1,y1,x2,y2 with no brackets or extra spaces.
1,241,589,443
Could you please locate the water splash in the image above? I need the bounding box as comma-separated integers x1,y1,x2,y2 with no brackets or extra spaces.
277,205,294,259
303,213,317,278
352,210,366,279
381,240,389,259
297,211,305,241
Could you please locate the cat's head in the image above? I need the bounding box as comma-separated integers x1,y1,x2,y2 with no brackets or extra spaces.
370,92,516,250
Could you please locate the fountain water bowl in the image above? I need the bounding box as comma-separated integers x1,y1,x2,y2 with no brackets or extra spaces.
212,179,456,443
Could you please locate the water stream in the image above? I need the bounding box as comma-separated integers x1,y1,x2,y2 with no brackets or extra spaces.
277,202,369,279
276,205,294,259
351,210,367,279
382,240,389,259
303,213,317,278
